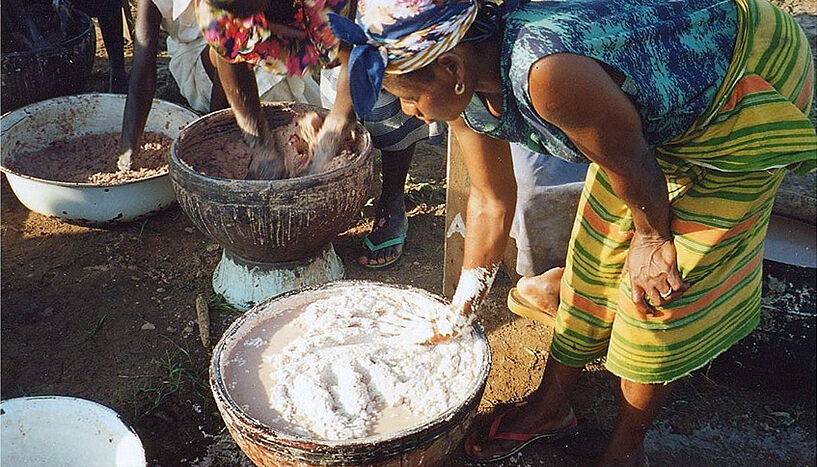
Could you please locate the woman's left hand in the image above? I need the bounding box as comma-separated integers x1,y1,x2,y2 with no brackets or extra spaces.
626,232,689,316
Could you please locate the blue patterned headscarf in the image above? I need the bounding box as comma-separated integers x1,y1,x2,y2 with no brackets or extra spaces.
329,0,481,119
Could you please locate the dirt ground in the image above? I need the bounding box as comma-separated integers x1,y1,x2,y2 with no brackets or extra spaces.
2,4,816,466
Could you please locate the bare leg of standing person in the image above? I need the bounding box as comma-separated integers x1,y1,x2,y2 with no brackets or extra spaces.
466,347,670,466
465,356,582,460
596,380,672,466
358,144,414,267
98,4,128,93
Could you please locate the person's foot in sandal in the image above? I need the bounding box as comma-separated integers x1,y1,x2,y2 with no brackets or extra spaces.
507,267,564,324
358,196,408,268
464,400,578,463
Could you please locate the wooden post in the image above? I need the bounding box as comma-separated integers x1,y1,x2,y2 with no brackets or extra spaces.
443,128,469,299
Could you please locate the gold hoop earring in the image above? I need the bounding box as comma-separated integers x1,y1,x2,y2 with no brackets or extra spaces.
454,82,465,95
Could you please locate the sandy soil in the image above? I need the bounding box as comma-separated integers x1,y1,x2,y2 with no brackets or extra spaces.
1,5,815,467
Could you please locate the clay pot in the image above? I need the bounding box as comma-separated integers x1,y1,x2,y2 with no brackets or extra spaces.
169,103,374,264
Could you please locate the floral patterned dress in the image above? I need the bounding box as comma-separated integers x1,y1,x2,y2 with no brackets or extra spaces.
197,0,347,76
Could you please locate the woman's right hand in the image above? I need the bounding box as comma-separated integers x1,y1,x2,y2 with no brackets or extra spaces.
298,111,353,174
117,149,133,171
423,302,474,345
119,104,140,172
117,134,138,171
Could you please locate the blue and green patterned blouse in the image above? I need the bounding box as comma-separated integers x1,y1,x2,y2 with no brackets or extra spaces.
463,0,738,163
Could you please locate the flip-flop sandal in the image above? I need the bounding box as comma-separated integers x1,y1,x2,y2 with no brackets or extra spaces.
360,228,407,270
464,406,578,464
507,288,557,326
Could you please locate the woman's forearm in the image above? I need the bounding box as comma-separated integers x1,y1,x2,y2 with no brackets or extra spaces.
328,47,355,121
605,149,671,238
452,188,515,313
120,0,161,154
462,189,515,270
215,58,268,146
527,54,672,239
448,119,516,314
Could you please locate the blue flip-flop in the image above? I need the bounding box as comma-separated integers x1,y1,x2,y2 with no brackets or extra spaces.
361,226,407,269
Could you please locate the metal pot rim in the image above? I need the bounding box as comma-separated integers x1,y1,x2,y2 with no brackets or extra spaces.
1,8,95,59
0,165,170,187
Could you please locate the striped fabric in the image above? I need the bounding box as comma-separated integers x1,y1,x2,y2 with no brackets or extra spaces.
384,5,478,74
351,0,479,75
550,0,816,383
552,163,785,383
661,0,816,174
328,0,479,118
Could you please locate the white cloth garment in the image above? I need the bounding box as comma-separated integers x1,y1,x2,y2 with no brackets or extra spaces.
509,144,588,276
153,0,321,113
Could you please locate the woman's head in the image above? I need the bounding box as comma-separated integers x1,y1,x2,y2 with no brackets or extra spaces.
383,44,478,123
329,0,501,121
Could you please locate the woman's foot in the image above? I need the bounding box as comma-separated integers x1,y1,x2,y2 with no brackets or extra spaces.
515,267,564,315
358,197,408,268
465,399,576,462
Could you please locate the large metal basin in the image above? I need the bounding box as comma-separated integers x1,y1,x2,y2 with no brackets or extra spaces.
0,93,198,226
1,396,146,467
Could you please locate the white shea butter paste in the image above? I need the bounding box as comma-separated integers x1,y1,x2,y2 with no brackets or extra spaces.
222,284,484,441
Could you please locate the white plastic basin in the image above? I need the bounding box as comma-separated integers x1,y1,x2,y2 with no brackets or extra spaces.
0,396,146,467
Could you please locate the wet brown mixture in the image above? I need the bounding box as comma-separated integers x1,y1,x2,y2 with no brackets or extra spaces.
180,121,358,180
7,133,172,185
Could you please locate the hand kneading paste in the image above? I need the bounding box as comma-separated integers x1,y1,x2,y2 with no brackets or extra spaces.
221,283,484,441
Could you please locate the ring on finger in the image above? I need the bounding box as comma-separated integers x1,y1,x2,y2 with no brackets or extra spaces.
659,288,672,299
